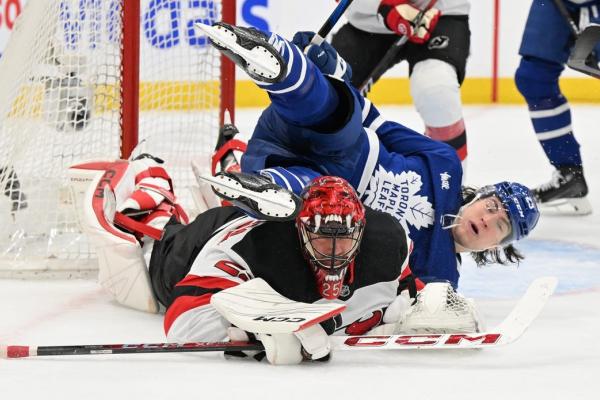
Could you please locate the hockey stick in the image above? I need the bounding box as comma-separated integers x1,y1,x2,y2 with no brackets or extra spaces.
552,0,600,78
1,277,556,358
552,0,580,36
330,276,557,350
359,0,438,95
311,0,355,46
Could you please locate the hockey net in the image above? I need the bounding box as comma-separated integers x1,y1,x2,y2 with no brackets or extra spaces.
0,0,235,278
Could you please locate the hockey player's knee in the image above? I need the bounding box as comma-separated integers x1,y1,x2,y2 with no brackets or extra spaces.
515,57,564,101
410,59,462,127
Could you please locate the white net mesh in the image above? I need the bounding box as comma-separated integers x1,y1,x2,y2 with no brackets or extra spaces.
0,0,230,278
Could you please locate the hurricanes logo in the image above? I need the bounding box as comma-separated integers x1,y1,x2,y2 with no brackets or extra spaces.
428,35,450,50
363,166,434,232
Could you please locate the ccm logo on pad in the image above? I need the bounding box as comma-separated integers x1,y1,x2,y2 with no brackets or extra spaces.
253,316,307,323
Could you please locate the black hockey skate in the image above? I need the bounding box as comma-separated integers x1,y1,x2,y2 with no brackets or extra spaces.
195,22,285,83
197,171,302,221
212,110,244,175
533,166,592,215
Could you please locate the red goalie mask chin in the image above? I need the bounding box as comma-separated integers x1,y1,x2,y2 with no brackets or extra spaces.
296,176,366,300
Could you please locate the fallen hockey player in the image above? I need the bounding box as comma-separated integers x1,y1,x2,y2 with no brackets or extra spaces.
195,22,541,292
67,155,487,365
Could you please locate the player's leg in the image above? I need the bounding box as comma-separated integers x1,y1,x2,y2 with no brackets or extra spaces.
515,0,591,214
330,22,399,88
197,22,341,128
406,15,470,169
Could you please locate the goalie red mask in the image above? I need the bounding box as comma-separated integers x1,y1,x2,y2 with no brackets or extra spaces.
296,176,366,300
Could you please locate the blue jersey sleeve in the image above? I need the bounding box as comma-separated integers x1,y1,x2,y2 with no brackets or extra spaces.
259,166,321,195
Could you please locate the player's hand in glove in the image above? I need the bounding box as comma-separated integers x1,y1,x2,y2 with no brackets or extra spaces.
226,324,331,365
378,0,441,44
292,31,353,83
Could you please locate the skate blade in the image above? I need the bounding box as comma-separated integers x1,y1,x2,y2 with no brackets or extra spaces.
195,22,281,80
539,196,593,216
197,173,298,218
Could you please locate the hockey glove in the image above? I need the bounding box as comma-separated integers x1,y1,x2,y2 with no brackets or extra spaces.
367,291,412,335
225,325,330,365
395,282,484,334
292,31,353,83
257,324,331,365
378,0,441,44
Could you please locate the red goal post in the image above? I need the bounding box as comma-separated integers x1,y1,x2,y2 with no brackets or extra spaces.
0,0,236,278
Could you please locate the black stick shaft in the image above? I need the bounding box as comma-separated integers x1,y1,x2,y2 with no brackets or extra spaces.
312,0,355,45
552,0,579,36
3,341,265,358
359,0,438,94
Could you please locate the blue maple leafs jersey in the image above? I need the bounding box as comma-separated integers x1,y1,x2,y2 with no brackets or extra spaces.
241,81,464,287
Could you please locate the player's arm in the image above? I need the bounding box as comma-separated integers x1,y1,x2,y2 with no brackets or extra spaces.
163,247,254,343
165,261,338,364
360,94,452,155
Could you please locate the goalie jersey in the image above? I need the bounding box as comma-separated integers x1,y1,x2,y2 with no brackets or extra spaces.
241,79,464,287
149,207,409,343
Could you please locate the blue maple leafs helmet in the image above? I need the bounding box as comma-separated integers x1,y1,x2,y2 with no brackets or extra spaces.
477,182,540,245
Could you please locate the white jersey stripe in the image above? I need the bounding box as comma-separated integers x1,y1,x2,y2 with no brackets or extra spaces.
529,102,570,119
262,168,293,190
362,98,372,122
368,115,386,132
262,42,307,94
536,125,573,141
357,128,380,196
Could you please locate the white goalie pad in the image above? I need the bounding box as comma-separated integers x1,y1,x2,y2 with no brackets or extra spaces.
396,282,484,334
211,278,346,334
191,158,222,212
68,161,159,313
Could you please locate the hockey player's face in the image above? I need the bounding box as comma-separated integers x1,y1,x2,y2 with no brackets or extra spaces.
453,196,512,250
307,232,355,267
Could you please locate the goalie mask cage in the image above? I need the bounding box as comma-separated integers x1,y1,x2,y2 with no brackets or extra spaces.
0,0,236,278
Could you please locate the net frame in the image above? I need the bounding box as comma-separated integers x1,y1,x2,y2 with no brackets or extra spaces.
0,0,236,278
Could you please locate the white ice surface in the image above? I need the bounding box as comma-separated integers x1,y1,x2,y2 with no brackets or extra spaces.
1,105,599,400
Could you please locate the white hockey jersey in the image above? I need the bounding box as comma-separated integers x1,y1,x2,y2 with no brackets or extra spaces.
346,0,471,34
151,207,410,344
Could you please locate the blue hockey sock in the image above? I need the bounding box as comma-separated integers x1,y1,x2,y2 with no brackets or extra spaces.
528,96,582,167
256,32,339,127
515,57,583,167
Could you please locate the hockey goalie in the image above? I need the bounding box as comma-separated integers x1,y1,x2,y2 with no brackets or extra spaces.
68,154,484,364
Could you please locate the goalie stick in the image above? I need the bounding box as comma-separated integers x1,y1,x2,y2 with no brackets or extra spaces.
1,277,556,358
359,0,438,95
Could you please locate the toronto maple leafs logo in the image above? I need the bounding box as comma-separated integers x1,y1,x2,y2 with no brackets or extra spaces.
363,166,434,231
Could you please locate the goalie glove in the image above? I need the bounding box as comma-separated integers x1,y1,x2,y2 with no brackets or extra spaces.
292,31,353,83
378,0,441,44
397,282,484,334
